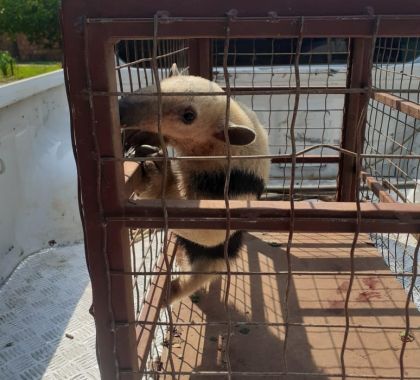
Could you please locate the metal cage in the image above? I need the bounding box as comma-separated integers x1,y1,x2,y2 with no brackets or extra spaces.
61,1,420,379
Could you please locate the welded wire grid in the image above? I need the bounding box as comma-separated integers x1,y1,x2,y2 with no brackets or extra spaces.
126,228,170,372
116,35,191,378
107,18,420,380
362,37,420,309
212,37,350,200
128,228,163,317
115,39,189,94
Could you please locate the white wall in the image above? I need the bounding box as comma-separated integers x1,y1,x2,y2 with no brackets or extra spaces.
0,70,83,284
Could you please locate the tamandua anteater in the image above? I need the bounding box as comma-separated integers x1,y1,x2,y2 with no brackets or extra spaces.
119,65,270,304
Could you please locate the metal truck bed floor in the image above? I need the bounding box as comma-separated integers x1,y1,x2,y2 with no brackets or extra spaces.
0,245,99,379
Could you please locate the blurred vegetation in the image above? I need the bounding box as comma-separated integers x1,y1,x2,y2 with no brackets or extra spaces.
0,62,60,83
0,50,15,76
0,0,61,47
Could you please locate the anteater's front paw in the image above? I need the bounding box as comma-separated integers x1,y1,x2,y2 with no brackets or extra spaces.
138,145,170,177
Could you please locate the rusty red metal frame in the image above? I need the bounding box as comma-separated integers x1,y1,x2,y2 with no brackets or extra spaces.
134,239,177,374
62,0,420,19
61,4,141,379
120,370,420,379
337,37,375,201
61,1,420,379
188,39,212,79
84,16,420,39
372,92,420,120
109,200,420,233
89,87,420,97
361,172,395,203
361,172,420,241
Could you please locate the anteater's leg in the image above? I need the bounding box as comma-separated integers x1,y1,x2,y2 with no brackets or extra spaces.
168,256,225,305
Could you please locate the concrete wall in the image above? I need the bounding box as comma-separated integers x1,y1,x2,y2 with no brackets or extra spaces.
0,70,83,284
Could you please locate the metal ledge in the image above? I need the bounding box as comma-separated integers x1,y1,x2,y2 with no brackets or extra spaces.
104,200,420,233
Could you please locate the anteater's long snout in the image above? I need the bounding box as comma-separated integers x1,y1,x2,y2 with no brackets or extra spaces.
119,96,157,127
119,96,161,154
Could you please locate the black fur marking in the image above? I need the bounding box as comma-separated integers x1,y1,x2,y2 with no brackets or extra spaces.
189,169,264,199
176,231,243,264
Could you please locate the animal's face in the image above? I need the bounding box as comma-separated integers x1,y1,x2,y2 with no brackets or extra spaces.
119,75,256,153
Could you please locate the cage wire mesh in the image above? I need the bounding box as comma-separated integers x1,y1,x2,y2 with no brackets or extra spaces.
362,37,420,309
212,37,350,200
110,32,420,379
117,39,191,376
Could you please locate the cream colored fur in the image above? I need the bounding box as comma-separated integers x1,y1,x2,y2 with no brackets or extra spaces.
169,253,226,304
122,70,270,303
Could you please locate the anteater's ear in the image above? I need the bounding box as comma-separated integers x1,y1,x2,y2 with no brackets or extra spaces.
213,123,256,146
169,63,181,77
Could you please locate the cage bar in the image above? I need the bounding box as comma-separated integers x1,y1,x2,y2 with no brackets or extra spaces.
62,1,420,379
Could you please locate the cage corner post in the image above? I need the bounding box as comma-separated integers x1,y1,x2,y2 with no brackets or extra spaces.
337,37,373,201
62,8,139,380
87,30,140,379
188,38,212,79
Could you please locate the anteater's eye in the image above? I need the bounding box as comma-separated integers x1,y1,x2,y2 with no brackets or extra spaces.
181,108,196,124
